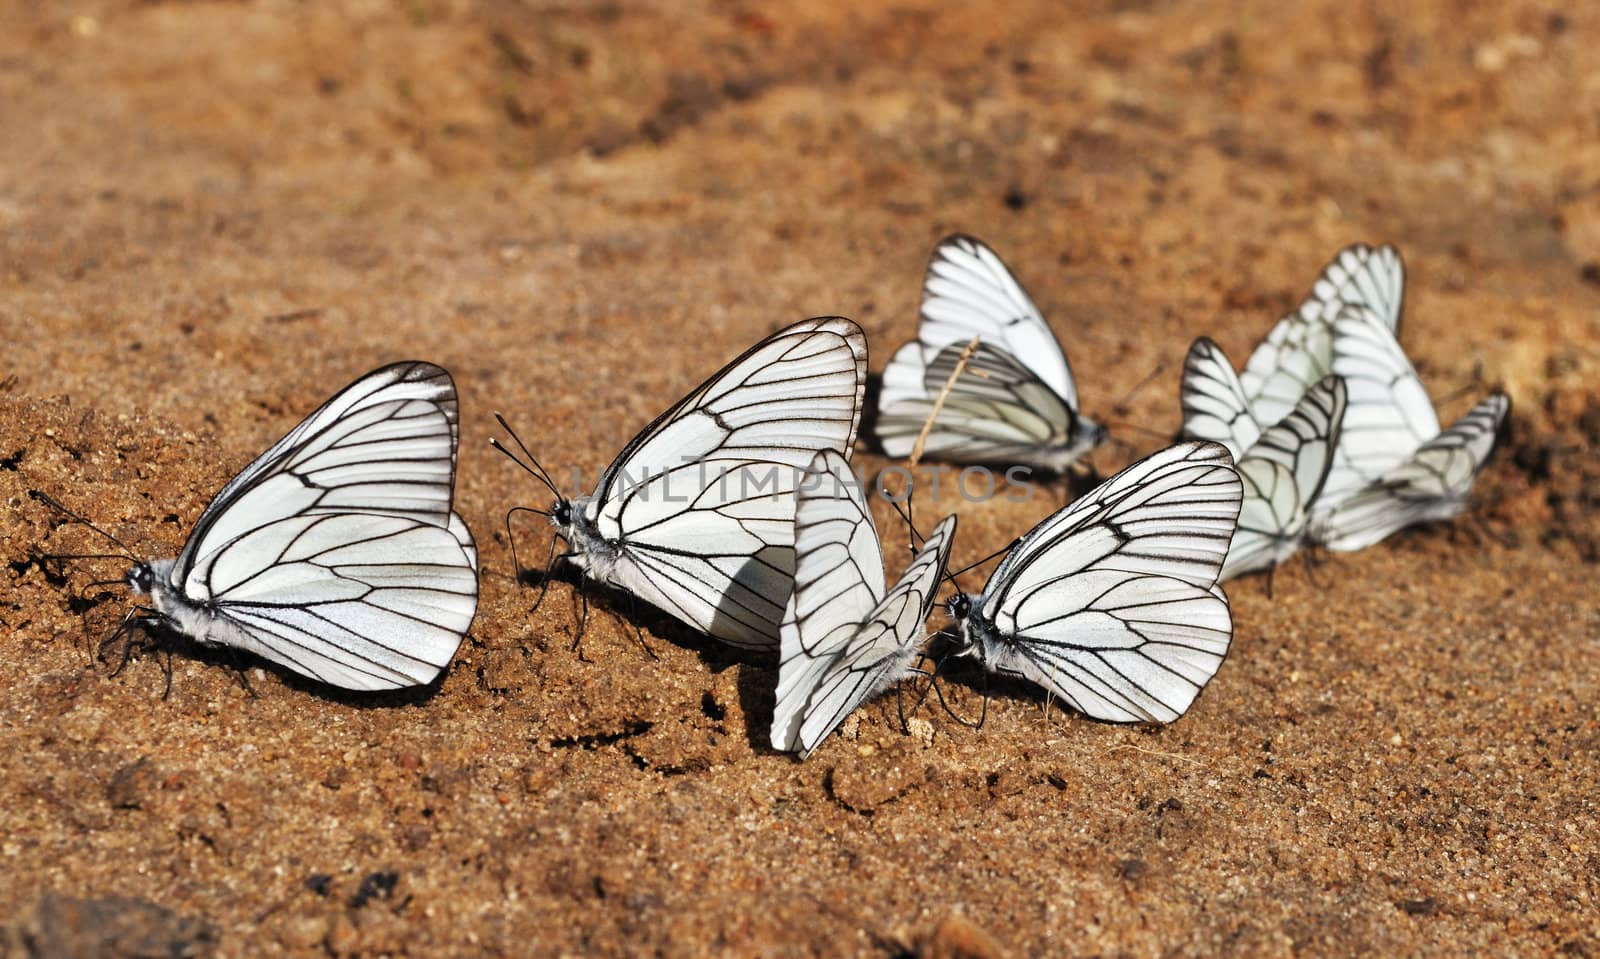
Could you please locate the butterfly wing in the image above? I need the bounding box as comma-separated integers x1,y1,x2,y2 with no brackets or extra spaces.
875,235,1098,468
1238,243,1402,424
975,441,1243,723
1222,377,1346,580
1180,337,1262,461
876,341,1094,470
912,234,1077,403
1299,242,1405,334
1319,303,1441,504
1237,311,1335,428
773,450,956,756
186,513,478,690
173,361,463,577
587,317,868,649
162,362,476,690
1311,393,1508,551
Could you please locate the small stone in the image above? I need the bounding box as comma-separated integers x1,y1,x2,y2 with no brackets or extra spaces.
920,914,1010,959
106,757,157,810
279,915,329,950
325,915,360,955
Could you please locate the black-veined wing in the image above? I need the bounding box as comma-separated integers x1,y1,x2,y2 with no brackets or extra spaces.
1180,337,1263,461
772,450,956,757
877,340,1095,471
874,235,1101,469
1318,302,1441,504
142,362,477,691
949,442,1242,723
1222,377,1346,580
1311,393,1507,551
1238,243,1402,425
575,317,869,649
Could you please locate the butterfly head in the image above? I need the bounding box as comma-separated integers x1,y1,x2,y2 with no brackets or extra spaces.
941,592,990,660
1087,419,1110,448
125,562,156,596
946,592,974,622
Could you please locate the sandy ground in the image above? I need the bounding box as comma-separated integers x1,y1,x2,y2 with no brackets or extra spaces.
3,1,1599,956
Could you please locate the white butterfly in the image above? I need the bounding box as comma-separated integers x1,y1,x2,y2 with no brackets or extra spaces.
119,362,479,691
873,234,1106,471
1236,242,1403,427
1181,338,1347,581
942,441,1242,724
772,450,957,758
1308,304,1509,550
496,317,868,650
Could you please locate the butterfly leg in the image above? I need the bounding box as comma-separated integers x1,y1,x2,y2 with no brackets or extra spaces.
570,580,594,664
1300,546,1326,591
895,652,943,735
528,540,566,619
213,645,259,699
618,591,659,662
98,607,153,676
930,664,988,730
1263,565,1276,600
1468,513,1514,549
66,576,122,660
897,653,939,732
161,645,175,701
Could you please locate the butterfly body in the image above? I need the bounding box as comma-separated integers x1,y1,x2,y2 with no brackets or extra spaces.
550,495,616,579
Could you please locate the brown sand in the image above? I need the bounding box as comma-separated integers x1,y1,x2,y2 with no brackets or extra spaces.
3,2,1598,956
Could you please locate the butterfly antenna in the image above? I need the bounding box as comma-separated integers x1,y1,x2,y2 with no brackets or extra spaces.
908,336,982,469
28,490,138,559
1108,360,1168,417
490,413,561,499
888,494,926,551
1103,420,1172,444
621,592,660,662
949,536,1021,580
1300,546,1327,591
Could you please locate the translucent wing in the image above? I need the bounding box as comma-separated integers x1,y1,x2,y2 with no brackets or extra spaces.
174,361,462,579
772,450,956,757
1238,312,1335,428
1221,377,1346,580
153,362,476,691
1311,393,1507,551
876,341,1094,471
586,317,868,649
913,234,1077,404
973,442,1243,723
181,513,478,690
1298,242,1405,334
1238,243,1403,423
1319,303,1441,503
1180,337,1261,461
874,235,1100,470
